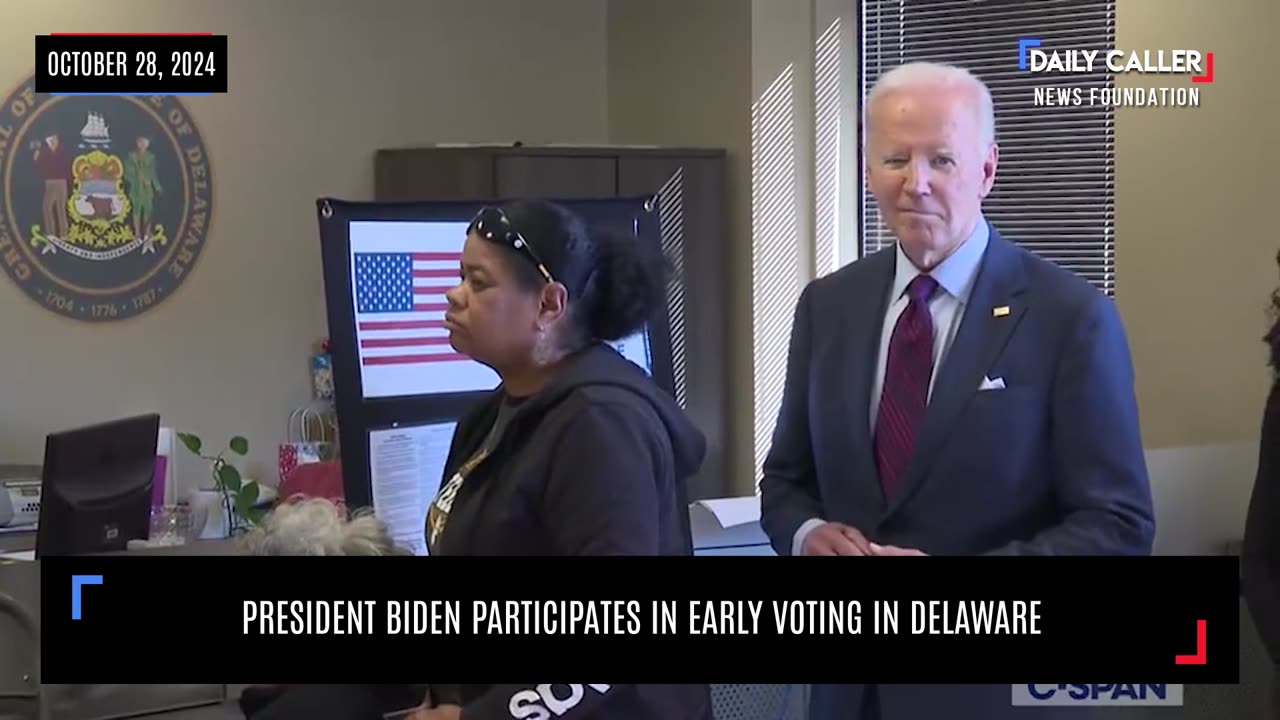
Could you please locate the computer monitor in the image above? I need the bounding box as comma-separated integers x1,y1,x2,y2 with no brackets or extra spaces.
35,413,160,558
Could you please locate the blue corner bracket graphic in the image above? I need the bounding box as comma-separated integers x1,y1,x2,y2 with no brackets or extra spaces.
1018,38,1042,70
71,575,103,620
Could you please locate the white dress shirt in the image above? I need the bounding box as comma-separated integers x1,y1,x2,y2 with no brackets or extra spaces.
790,217,991,556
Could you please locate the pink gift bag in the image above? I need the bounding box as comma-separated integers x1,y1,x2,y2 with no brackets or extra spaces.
278,407,335,486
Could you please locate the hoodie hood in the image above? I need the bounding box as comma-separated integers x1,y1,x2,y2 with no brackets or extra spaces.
432,341,706,556
510,342,707,478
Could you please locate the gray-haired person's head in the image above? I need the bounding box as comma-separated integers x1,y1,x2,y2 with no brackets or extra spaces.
241,497,408,556
863,61,999,266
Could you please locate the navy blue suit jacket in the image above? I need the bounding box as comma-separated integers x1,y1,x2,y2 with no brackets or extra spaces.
760,227,1155,719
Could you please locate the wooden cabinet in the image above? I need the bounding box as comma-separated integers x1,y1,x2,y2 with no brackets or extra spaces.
374,145,730,500
496,155,617,198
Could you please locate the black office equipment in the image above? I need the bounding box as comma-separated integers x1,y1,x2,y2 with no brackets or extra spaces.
35,413,159,558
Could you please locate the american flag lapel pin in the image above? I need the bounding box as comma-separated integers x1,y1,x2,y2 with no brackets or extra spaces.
993,305,1010,317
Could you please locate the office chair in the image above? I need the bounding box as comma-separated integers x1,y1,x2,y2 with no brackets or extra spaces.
0,590,47,720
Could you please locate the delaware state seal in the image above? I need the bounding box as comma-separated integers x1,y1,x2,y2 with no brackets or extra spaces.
0,78,213,321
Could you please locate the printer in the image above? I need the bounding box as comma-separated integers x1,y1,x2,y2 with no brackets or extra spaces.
0,464,40,529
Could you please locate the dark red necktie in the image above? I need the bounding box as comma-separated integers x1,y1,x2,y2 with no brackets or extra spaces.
873,274,939,499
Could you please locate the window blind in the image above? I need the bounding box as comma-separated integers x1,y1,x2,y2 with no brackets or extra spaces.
860,0,1116,295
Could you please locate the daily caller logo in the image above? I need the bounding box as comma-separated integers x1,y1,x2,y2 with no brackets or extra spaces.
1019,37,1214,108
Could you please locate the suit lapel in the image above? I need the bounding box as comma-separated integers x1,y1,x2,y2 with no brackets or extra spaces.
843,249,895,515
885,231,1029,518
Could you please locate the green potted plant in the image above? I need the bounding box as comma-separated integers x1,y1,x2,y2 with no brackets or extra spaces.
177,432,267,534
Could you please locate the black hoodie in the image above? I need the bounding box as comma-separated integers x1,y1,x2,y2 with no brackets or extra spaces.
425,342,706,557
423,344,712,720
430,684,714,720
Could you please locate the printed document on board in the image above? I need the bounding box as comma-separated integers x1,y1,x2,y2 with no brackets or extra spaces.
368,422,456,556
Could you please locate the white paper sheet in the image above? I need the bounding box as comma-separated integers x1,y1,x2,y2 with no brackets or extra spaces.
688,495,769,550
691,495,761,528
369,422,457,556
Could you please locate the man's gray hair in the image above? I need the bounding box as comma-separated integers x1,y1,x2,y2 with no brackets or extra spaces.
866,61,997,148
241,497,408,556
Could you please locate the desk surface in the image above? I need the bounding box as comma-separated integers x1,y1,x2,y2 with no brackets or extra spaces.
0,533,241,558
106,538,243,556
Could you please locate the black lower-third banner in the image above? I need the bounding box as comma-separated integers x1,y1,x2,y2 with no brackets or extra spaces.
39,556,1238,684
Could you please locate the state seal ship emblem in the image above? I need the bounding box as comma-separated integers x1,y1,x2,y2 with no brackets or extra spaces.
29,111,168,259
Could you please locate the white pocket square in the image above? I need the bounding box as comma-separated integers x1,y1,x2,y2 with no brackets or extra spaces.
979,376,1006,391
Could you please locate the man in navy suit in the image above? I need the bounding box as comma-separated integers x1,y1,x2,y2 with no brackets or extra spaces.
759,61,1155,719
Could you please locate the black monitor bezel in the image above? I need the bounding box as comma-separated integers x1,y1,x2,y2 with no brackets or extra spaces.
317,196,677,511
34,413,160,558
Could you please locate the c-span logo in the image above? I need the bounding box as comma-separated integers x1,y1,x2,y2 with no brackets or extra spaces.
0,76,213,322
1012,684,1184,706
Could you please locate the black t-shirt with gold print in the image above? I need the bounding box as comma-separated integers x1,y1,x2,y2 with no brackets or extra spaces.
425,397,520,554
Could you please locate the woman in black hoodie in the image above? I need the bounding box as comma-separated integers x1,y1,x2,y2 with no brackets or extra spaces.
410,200,713,720
1244,251,1280,715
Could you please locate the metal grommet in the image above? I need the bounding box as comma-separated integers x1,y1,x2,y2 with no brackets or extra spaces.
643,195,656,212
320,200,333,219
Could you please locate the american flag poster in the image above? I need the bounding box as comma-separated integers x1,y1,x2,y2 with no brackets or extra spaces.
349,220,500,399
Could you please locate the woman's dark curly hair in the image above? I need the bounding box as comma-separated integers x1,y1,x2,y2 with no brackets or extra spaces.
1267,249,1280,370
485,199,667,349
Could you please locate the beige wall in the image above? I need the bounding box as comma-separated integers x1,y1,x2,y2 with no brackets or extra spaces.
1116,0,1280,450
0,0,608,474
605,0,754,490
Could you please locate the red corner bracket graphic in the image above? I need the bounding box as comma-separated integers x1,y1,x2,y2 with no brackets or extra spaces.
1175,620,1207,665
1192,52,1214,83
